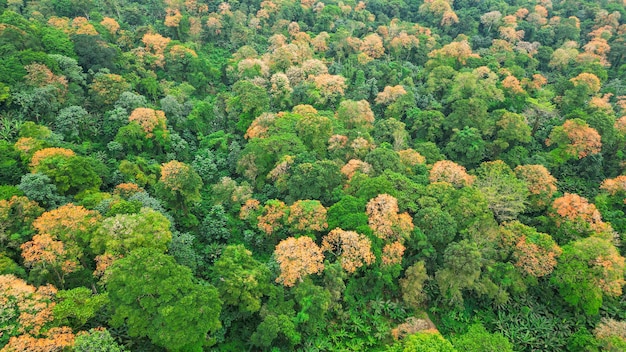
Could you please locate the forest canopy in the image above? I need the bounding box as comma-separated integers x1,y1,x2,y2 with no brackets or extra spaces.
1,0,626,351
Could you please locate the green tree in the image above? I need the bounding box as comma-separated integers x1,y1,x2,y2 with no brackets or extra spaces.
287,160,343,205
53,287,108,329
473,160,529,222
106,248,222,351
211,244,271,313
227,80,270,134
73,328,126,352
91,208,172,256
452,324,514,352
551,237,625,315
388,331,457,352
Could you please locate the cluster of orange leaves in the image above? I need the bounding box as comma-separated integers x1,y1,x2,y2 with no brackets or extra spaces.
366,194,413,242
570,72,602,94
159,160,191,192
321,228,375,273
514,164,557,208
288,200,328,232
382,242,406,267
21,234,78,275
128,108,167,138
429,160,475,187
239,199,261,220
341,159,372,180
29,148,75,169
113,183,145,198
14,138,43,159
33,204,101,240
0,275,56,337
552,193,611,234
593,318,626,342
142,33,171,67
0,196,44,234
592,252,626,296
375,85,407,105
514,235,562,277
245,113,277,139
100,17,120,35
600,175,626,199
615,116,626,134
428,40,479,64
24,64,67,90
360,33,385,59
274,236,324,287
546,119,602,159
257,200,289,235
2,326,75,352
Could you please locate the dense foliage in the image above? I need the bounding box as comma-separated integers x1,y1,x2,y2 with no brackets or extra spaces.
1,0,626,350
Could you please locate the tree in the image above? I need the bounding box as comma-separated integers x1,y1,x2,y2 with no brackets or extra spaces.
499,221,561,278
211,244,270,313
127,107,168,139
31,154,102,196
33,203,101,257
551,193,612,242
551,237,625,315
435,240,482,307
366,194,414,242
227,80,270,133
275,236,324,287
73,328,125,352
0,274,57,345
53,287,108,329
546,119,602,161
257,199,289,236
321,228,375,274
288,200,328,233
54,106,93,142
157,160,203,214
106,248,222,351
91,208,172,256
388,330,457,352
89,73,130,109
429,160,474,187
514,164,557,210
17,173,66,209
335,99,375,131
286,160,343,205
473,160,529,222
0,196,43,253
399,261,429,310
452,324,514,352
20,234,78,288
360,33,385,58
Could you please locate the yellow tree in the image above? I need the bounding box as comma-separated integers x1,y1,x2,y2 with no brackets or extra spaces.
287,200,328,233
321,228,375,273
551,193,613,242
257,200,289,236
33,204,102,252
21,234,79,288
0,275,57,340
128,108,168,138
366,194,413,242
274,236,324,287
514,164,557,209
429,160,474,187
546,119,602,160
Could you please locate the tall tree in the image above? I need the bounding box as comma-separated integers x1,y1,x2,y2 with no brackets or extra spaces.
106,248,222,351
